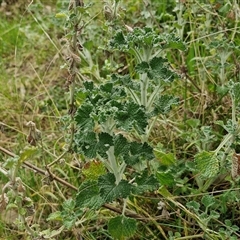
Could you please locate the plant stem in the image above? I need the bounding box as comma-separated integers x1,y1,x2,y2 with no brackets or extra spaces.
107,146,121,184
140,73,148,107
122,198,127,216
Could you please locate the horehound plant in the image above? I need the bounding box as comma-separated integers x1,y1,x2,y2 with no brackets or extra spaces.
67,19,185,240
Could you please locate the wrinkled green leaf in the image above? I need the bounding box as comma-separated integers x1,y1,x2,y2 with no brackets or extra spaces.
47,211,62,221
97,132,113,154
76,180,104,210
153,95,179,115
201,195,215,208
162,36,186,51
126,142,153,165
154,148,176,166
186,201,200,212
195,151,219,178
83,81,94,90
60,199,81,229
156,171,175,187
74,131,113,158
108,216,137,239
98,173,132,202
114,134,129,157
148,57,175,81
116,101,148,134
134,170,159,194
75,103,94,129
109,30,127,51
135,61,149,74
74,131,98,158
135,57,175,81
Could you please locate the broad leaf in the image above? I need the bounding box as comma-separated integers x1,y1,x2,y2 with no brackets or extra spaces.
135,61,149,74
75,103,94,129
98,173,132,202
74,131,98,158
116,101,148,134
135,57,175,81
148,57,175,81
114,134,130,157
47,211,62,221
97,132,113,155
126,142,153,165
111,74,139,91
134,170,159,194
108,216,137,239
152,95,179,115
76,180,104,210
109,30,128,51
60,199,82,229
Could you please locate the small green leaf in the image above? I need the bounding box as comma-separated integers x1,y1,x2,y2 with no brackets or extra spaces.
98,173,132,202
162,37,186,51
186,201,200,212
209,210,220,219
6,203,18,210
156,171,175,186
47,211,62,221
135,61,149,74
62,199,75,211
186,118,200,128
19,147,38,163
108,216,137,239
3,156,19,169
83,81,94,90
201,195,215,208
76,91,88,105
195,151,219,178
111,74,136,89
154,148,176,166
